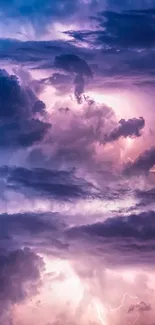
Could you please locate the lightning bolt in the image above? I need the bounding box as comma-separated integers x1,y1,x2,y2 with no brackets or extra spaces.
93,299,107,325
109,292,140,325
109,292,140,312
93,293,141,325
128,312,140,325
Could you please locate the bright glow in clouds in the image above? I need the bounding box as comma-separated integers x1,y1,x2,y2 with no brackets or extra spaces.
41,256,109,325
87,91,137,119
13,255,155,325
126,137,135,149
94,299,107,325
41,255,84,306
39,257,142,325
37,80,137,118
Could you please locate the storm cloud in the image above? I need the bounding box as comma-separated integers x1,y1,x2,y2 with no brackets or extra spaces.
67,210,155,265
0,166,99,200
54,54,93,103
0,248,43,324
103,116,145,144
124,147,155,175
0,69,51,148
0,0,154,324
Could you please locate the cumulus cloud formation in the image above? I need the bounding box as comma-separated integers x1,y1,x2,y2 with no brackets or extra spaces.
26,100,118,172
0,69,45,119
0,248,43,324
0,69,51,148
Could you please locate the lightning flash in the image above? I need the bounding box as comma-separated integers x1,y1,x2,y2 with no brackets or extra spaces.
93,293,141,325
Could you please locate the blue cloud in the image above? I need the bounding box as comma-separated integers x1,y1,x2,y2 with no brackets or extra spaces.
0,69,51,148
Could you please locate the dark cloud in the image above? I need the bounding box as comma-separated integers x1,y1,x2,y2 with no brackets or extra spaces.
54,54,93,103
2,209,155,268
106,0,155,10
128,301,152,313
0,69,51,148
0,39,77,65
59,10,155,89
0,119,50,148
103,117,145,144
27,147,48,166
0,213,67,258
0,212,65,239
0,247,43,324
0,38,155,91
68,9,155,50
1,1,155,324
0,166,99,200
134,188,155,208
67,211,155,265
0,211,68,256
0,69,45,119
54,54,93,77
124,147,155,175
98,10,155,49
0,0,153,27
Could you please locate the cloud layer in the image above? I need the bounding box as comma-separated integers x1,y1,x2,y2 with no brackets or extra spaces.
0,1,155,325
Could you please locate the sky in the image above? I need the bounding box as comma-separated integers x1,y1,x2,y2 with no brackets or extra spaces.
1,0,155,324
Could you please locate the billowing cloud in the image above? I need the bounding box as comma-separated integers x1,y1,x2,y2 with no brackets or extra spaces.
26,100,119,172
103,117,145,144
0,69,51,148
0,119,50,148
0,69,45,119
0,248,44,324
0,0,155,324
